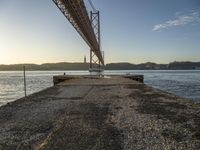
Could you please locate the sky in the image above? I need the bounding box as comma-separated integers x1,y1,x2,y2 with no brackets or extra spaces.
0,0,200,64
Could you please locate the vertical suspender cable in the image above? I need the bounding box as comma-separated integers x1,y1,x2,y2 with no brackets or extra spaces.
88,0,97,12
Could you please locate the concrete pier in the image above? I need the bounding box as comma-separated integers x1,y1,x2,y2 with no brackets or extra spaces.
0,76,200,149
53,75,144,85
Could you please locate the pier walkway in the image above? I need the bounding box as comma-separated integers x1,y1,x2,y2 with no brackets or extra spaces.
0,76,200,149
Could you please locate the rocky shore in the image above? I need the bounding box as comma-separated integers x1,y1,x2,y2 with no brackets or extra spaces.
0,76,200,149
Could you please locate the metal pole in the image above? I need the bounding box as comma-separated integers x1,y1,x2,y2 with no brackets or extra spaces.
90,11,93,70
90,49,92,69
99,60,100,71
98,11,101,71
23,66,27,97
102,51,104,69
97,11,101,50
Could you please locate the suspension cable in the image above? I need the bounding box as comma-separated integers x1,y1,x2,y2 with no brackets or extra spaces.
88,0,98,12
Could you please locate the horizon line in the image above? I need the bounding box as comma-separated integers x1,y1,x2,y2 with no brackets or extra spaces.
0,60,200,66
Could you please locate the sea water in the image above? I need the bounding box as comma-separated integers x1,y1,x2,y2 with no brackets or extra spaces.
0,70,200,106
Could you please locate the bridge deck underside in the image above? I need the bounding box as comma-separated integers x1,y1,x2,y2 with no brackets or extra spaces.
53,0,104,65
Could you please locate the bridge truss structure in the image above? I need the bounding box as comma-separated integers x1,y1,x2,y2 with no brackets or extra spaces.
53,0,104,71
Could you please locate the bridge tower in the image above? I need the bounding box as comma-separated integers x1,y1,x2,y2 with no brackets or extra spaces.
52,0,104,73
90,11,104,72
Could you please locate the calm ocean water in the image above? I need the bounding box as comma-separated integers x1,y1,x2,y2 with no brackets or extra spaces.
0,70,200,106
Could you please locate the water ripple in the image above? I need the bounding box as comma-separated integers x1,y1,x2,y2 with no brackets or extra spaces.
0,70,200,106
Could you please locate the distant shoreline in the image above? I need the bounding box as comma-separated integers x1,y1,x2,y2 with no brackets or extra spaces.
0,61,200,71
0,69,200,71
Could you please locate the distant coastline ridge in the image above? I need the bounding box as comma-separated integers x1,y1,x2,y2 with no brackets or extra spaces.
0,61,200,71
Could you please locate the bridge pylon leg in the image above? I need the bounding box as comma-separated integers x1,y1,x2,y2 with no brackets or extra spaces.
89,48,103,72
89,11,104,73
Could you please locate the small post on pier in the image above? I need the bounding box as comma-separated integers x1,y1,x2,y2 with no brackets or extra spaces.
23,66,27,97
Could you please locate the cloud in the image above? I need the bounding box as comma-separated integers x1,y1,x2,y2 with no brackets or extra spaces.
153,10,200,31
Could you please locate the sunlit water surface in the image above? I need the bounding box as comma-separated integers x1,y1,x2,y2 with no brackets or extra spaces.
0,70,200,106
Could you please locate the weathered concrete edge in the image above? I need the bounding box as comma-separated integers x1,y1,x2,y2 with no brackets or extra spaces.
53,75,144,85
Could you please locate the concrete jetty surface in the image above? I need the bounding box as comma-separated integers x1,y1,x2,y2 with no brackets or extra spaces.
0,76,200,149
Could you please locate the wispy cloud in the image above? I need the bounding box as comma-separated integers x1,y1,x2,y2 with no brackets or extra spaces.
153,10,200,31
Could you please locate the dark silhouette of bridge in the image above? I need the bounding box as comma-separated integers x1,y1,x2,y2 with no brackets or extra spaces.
53,0,104,71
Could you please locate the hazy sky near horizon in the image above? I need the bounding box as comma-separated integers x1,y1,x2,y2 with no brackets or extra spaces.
0,0,200,64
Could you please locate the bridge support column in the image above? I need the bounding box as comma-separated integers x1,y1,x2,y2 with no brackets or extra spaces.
89,11,104,73
89,48,103,72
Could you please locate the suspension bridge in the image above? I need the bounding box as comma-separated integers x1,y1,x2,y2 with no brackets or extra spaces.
52,0,104,71
1,1,199,149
